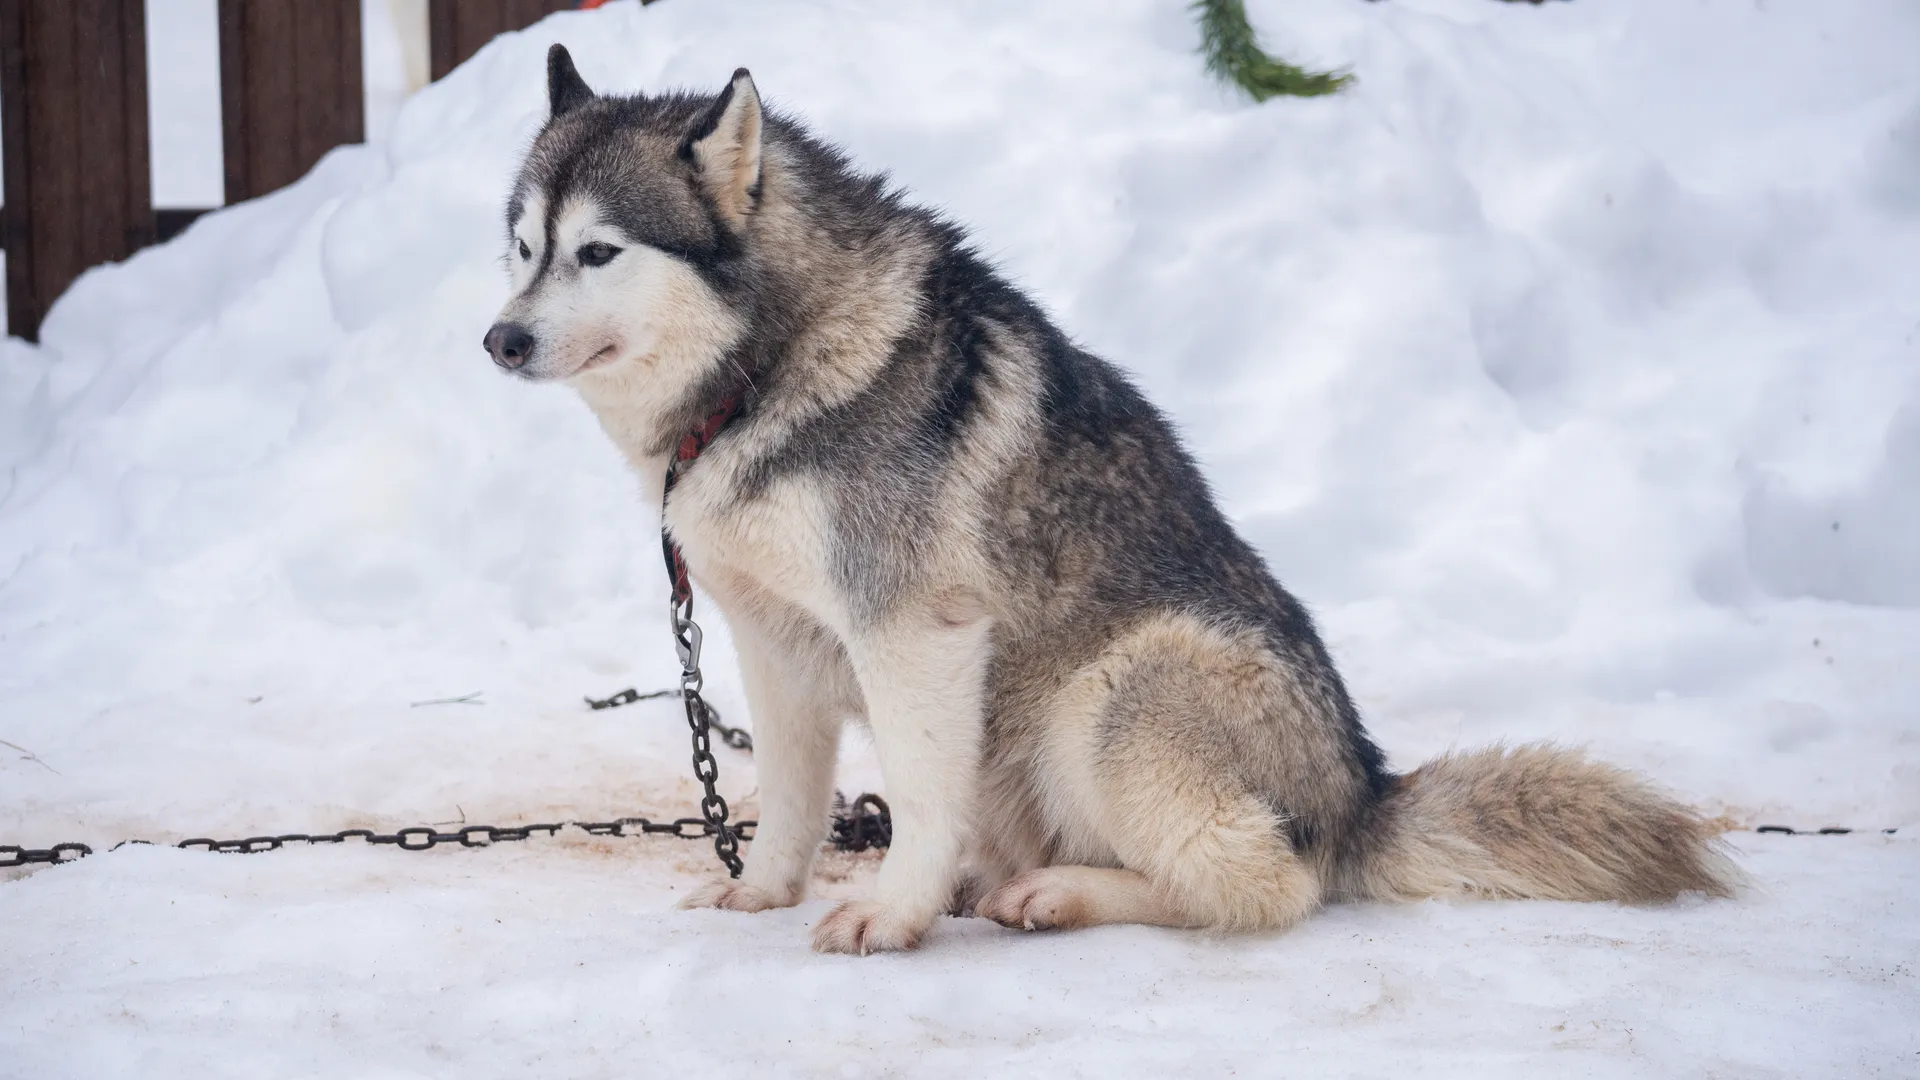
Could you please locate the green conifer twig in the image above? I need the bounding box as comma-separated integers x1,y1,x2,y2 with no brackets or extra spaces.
1193,0,1352,100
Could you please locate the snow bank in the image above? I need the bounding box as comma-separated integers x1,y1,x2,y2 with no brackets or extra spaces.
1,0,1918,1071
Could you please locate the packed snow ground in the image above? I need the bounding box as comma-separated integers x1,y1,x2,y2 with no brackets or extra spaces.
3,0,1918,1075
4,834,1915,1078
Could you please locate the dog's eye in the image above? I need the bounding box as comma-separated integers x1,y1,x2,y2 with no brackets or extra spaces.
578,242,621,268
517,239,531,260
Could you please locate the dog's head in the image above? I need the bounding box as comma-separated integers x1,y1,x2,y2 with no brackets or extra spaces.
486,47,762,411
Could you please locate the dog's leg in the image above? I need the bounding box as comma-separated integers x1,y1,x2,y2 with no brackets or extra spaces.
976,788,1320,935
681,614,845,914
976,782,1321,935
811,603,990,954
975,866,1185,929
980,615,1325,935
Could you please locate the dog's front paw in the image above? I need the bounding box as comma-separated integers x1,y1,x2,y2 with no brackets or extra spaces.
976,869,1090,931
677,878,796,913
810,900,931,955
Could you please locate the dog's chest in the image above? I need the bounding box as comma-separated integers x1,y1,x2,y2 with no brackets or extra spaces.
667,466,845,629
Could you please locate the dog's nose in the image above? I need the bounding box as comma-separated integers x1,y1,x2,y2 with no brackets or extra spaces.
484,323,536,370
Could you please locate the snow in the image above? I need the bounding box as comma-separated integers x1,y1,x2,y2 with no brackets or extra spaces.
5,834,1916,1078
3,0,1918,1074
144,0,223,208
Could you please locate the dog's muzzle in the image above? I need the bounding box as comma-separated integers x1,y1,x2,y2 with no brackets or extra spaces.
483,322,536,371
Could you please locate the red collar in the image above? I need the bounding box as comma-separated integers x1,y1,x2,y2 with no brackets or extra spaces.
672,391,746,473
662,390,746,609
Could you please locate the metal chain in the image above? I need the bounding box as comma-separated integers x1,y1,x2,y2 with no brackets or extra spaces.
655,389,757,877
1754,825,1897,836
670,591,744,877
586,686,753,750
0,814,755,869
2,842,93,867
1,790,898,869
830,792,894,852
4,810,1882,871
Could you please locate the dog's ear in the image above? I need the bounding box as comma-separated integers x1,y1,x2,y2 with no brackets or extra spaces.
547,44,593,119
682,68,763,229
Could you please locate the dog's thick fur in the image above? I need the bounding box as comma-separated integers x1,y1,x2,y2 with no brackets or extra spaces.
488,48,1737,954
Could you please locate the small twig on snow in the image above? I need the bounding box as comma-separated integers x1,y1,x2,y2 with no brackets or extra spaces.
0,738,59,774
410,691,485,708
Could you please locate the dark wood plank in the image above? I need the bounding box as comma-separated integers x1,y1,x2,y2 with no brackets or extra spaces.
27,0,76,320
293,2,360,193
216,0,248,206
1,0,151,342
246,0,294,196
426,0,458,85
0,3,32,327
217,0,364,203
116,0,151,256
428,0,577,83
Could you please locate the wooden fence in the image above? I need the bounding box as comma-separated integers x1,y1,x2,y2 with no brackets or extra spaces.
0,0,589,341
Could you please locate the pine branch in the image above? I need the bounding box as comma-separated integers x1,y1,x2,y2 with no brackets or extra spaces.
1193,0,1352,100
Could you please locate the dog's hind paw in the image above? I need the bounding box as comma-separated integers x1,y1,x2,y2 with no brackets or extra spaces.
677,878,795,913
976,869,1092,931
810,900,929,955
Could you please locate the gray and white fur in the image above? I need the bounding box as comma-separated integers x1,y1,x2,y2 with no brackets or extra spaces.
486,46,1737,954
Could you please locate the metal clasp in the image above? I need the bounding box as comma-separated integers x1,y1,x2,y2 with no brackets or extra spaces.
672,607,702,673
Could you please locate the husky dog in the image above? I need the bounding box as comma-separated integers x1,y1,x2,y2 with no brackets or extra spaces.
486,46,1736,954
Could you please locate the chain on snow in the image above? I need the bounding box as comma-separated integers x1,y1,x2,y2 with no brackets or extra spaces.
13,805,1896,872
2,785,895,869
1,815,755,868
1753,825,1897,836
586,686,753,750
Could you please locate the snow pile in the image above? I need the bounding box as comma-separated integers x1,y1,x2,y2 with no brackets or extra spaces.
2,0,1918,1074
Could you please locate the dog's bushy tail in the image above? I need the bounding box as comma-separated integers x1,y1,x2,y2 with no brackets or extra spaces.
1340,744,1739,904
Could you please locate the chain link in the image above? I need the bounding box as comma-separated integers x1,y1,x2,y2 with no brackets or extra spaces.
0,842,92,867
